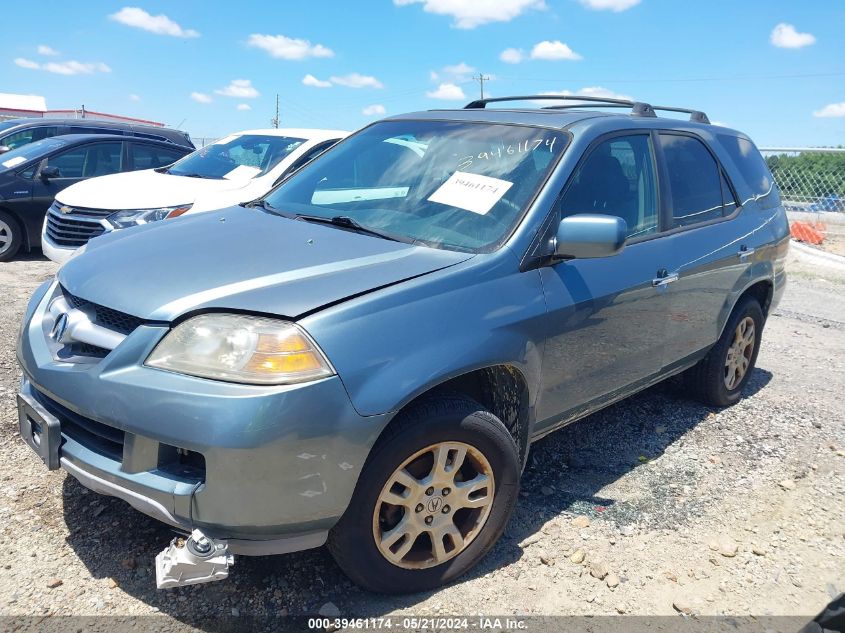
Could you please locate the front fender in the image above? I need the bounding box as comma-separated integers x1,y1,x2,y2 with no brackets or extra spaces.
302,251,547,417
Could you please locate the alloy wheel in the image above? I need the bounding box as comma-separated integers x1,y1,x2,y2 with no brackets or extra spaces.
724,316,756,390
372,441,495,570
0,219,11,256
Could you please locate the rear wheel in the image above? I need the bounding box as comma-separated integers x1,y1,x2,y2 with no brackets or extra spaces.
0,210,23,262
684,296,764,407
328,395,520,594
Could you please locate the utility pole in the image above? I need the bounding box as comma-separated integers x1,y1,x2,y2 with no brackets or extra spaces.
270,94,280,129
473,73,490,100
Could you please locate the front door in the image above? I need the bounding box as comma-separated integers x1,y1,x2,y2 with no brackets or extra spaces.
536,132,670,431
25,141,125,242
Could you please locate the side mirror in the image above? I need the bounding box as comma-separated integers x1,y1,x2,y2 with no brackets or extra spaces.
0,145,10,155
554,214,627,260
40,165,61,180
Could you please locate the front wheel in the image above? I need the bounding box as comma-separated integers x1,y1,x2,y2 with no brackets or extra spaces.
327,395,520,594
684,296,764,407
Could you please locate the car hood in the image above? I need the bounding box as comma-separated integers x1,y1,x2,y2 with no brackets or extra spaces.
55,169,258,210
58,208,473,321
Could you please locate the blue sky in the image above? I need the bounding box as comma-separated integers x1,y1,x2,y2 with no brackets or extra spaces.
4,0,844,146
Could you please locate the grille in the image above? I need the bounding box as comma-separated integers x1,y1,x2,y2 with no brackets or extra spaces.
63,289,143,336
45,205,110,248
32,388,124,461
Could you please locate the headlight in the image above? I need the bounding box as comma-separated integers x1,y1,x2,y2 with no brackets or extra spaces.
103,204,192,230
145,314,335,385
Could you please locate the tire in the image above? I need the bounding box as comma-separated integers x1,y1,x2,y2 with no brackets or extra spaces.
684,296,765,407
327,394,520,594
0,210,23,262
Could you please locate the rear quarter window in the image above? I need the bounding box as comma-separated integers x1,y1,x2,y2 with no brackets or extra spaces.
716,134,778,205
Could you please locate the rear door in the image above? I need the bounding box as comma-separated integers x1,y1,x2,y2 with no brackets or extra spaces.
656,132,752,369
536,132,672,430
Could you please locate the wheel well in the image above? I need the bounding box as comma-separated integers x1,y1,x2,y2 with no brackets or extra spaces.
391,365,531,466
740,280,773,316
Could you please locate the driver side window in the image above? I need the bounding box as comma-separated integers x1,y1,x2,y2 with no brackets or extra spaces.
559,134,658,240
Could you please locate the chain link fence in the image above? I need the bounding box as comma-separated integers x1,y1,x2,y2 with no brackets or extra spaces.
760,147,845,256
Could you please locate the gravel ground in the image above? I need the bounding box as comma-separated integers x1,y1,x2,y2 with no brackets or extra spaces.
0,245,843,626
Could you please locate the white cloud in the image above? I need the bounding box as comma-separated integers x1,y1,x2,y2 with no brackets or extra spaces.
14,58,40,70
215,79,259,98
443,62,475,77
537,87,633,104
190,92,212,104
426,83,466,100
578,0,640,11
394,0,546,29
530,40,582,61
813,102,845,118
237,103,252,111
362,104,387,116
330,73,383,89
129,94,141,101
302,74,332,88
429,61,476,84
500,48,525,64
109,7,199,37
15,57,111,75
770,23,816,49
246,34,334,60
37,45,59,56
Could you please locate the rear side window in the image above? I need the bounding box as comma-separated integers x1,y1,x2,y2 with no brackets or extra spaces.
716,134,775,200
660,134,733,228
68,126,113,135
130,144,185,169
559,134,659,239
0,126,59,150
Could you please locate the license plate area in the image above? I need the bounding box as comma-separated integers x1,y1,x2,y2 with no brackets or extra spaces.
18,392,61,470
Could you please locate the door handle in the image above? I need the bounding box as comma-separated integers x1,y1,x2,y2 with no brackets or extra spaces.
739,246,755,261
652,272,679,287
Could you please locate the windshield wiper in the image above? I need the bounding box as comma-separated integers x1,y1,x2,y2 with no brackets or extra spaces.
242,199,298,219
174,172,211,179
295,214,416,244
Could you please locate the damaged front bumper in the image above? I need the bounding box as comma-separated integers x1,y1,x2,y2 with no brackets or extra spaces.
17,280,391,555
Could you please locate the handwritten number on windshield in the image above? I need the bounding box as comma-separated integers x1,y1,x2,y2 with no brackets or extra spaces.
457,137,557,169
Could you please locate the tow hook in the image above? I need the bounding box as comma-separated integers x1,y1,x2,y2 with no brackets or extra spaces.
155,529,234,589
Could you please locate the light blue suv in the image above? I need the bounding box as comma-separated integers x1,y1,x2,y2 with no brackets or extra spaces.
17,96,789,593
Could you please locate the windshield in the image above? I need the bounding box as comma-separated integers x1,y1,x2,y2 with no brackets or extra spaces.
263,120,567,252
166,134,306,179
0,137,66,171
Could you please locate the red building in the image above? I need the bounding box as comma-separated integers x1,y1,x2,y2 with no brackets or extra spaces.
0,92,163,127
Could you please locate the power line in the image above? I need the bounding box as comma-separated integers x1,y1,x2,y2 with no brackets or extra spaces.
492,70,845,85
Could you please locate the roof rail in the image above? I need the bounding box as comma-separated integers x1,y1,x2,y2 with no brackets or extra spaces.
463,95,709,124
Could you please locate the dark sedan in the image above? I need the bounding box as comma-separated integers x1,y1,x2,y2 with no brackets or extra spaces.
0,134,191,261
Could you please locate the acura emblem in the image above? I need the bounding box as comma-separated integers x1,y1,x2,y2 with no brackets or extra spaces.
59,205,73,214
50,313,69,342
426,497,443,513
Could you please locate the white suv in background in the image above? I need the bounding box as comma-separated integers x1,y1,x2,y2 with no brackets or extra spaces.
41,128,348,263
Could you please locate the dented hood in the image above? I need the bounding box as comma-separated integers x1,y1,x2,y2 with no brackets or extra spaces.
58,207,472,321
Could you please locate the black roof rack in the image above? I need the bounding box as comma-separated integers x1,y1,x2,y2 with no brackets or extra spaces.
463,95,710,124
